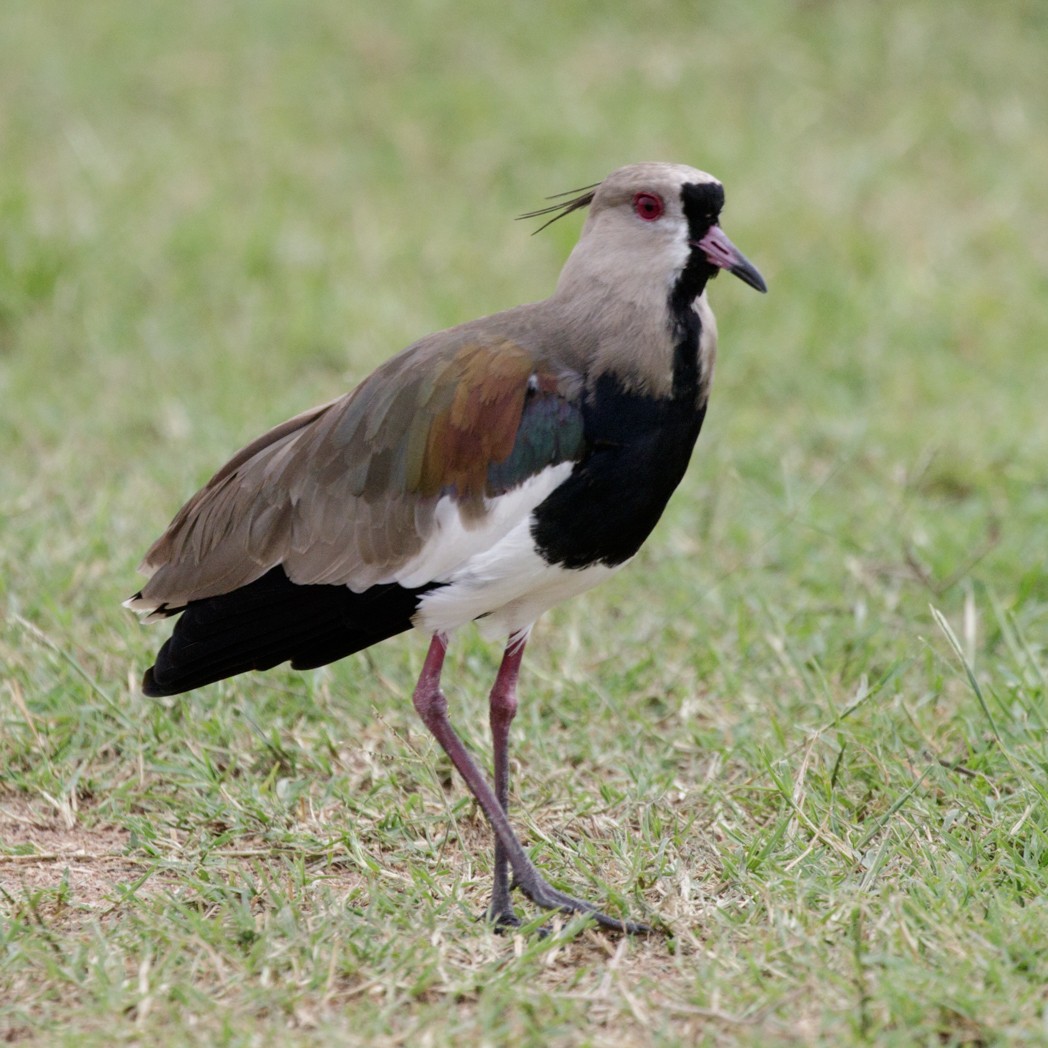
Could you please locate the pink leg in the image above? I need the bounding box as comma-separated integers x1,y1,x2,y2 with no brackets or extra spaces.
411,634,649,935
488,635,526,926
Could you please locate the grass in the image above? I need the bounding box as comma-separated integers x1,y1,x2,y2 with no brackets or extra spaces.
3,0,1048,1043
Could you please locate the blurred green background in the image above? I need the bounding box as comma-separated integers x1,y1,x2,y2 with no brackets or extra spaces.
3,2,1048,1044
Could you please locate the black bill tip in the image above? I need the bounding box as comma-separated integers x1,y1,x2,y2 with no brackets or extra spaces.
693,225,768,293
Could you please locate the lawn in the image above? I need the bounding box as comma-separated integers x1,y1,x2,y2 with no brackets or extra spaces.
3,1,1048,1044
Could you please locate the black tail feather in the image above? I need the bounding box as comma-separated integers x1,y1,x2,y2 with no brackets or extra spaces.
142,566,435,697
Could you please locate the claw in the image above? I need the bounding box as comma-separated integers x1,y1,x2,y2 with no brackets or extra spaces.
486,908,522,933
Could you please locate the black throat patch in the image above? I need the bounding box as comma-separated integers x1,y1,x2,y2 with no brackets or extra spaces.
667,180,725,401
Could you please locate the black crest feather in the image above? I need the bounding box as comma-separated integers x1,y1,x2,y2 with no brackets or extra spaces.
518,183,599,234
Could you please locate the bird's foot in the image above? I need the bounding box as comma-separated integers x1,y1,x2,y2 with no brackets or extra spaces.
512,871,651,935
484,883,645,937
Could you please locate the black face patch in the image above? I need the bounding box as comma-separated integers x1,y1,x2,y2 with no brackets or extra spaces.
680,181,725,239
670,181,728,308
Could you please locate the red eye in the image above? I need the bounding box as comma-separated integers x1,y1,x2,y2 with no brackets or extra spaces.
632,192,664,221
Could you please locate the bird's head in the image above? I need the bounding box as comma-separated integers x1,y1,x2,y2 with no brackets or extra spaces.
529,162,766,305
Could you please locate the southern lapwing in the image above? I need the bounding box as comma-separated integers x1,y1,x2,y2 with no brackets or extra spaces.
127,162,766,933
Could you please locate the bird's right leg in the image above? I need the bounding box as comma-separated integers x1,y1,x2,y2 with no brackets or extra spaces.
411,634,649,935
486,634,526,929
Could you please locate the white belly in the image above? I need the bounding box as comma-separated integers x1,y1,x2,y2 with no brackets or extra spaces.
413,517,626,639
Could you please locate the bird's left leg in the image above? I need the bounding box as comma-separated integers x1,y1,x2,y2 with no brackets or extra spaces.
486,632,527,929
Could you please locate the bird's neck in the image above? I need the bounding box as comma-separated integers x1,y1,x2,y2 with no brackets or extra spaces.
549,282,716,408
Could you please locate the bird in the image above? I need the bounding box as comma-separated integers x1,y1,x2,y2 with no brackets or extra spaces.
126,162,766,934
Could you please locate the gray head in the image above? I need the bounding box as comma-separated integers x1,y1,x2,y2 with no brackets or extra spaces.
530,162,766,301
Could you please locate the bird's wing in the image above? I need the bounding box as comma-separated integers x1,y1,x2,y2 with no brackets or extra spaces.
131,335,585,614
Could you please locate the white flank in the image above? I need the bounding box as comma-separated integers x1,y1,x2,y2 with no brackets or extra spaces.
392,463,574,589
414,517,626,639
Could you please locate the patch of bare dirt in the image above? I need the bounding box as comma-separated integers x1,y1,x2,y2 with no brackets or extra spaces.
0,795,150,908
0,794,377,922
